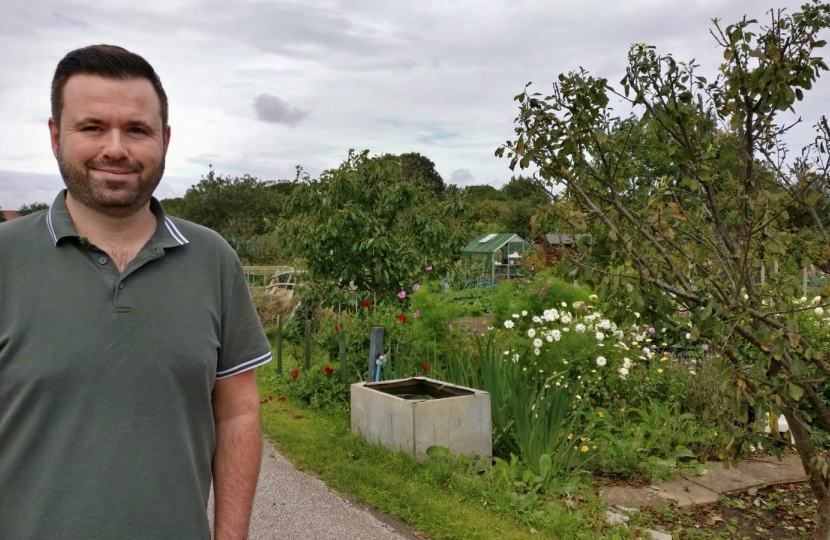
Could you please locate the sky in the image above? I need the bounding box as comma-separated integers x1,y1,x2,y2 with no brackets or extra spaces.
1,0,828,209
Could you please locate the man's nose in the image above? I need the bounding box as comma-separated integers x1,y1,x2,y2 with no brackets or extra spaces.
101,131,129,160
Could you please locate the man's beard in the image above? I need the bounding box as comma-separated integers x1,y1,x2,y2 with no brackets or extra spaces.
57,147,165,219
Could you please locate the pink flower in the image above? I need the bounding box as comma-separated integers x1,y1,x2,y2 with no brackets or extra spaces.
412,283,421,291
413,310,420,318
426,266,433,272
397,290,407,299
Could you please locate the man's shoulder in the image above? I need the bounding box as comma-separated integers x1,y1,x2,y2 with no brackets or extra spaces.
0,211,50,243
163,216,239,260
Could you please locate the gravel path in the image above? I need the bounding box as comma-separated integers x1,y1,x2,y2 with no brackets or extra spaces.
208,440,415,540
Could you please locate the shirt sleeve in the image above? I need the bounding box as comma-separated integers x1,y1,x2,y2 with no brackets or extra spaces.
216,258,272,379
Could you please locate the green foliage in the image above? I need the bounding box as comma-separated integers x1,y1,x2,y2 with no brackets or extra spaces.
396,152,446,197
17,202,49,215
278,150,470,303
590,400,712,483
498,3,830,526
162,166,290,263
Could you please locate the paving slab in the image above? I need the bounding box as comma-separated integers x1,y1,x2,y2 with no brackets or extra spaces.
651,477,720,507
682,464,765,495
645,529,673,540
737,456,806,486
605,509,630,526
600,486,670,508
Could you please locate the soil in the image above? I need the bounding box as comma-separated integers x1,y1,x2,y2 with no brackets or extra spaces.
453,314,494,334
629,482,817,539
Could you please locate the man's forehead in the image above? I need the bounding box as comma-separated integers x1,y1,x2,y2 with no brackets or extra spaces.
61,75,161,120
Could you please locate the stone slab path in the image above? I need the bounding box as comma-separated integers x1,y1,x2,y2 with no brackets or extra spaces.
208,440,417,540
600,454,806,509
601,454,807,540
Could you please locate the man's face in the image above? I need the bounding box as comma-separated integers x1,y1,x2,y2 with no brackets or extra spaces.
49,74,171,218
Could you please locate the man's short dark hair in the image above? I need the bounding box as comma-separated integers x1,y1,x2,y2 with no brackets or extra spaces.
51,44,168,128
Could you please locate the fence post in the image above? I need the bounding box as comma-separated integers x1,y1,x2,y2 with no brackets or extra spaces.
276,316,283,375
304,319,312,370
367,327,384,382
339,330,347,384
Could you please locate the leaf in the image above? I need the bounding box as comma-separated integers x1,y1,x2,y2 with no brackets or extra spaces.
724,48,734,61
539,454,552,478
788,383,804,402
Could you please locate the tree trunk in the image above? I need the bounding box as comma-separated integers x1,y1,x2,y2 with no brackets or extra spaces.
816,493,830,540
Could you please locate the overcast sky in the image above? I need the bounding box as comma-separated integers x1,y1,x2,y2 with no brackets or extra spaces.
1,0,828,209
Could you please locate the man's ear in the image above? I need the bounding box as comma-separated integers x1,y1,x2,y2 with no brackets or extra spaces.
48,117,60,158
163,124,171,155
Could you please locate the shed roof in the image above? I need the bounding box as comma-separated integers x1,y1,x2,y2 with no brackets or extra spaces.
539,233,592,245
462,233,529,254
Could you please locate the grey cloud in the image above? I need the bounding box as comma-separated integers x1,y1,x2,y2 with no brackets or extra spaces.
253,94,309,127
450,169,475,185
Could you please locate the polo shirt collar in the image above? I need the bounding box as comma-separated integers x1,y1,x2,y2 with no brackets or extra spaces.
46,189,189,249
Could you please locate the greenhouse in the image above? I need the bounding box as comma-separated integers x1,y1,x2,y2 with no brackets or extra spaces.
460,233,530,283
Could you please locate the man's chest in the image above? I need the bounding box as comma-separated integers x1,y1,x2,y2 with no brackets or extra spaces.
0,247,223,399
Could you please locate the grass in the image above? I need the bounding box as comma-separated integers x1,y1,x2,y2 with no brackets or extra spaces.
255,369,631,540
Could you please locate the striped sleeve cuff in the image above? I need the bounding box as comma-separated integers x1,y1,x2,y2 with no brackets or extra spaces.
216,351,272,380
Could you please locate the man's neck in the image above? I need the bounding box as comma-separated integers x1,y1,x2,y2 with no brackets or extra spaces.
64,192,157,249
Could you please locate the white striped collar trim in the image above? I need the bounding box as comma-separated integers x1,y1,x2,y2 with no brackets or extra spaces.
164,216,189,245
46,205,58,245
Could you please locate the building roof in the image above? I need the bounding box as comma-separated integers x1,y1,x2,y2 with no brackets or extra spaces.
539,233,593,245
1,210,20,221
461,233,529,254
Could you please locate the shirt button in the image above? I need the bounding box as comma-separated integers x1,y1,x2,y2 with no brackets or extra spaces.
98,256,108,265
118,283,124,289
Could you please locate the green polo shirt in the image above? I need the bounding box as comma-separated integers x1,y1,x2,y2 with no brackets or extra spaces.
0,191,272,539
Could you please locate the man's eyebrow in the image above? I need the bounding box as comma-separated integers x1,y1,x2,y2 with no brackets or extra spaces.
73,117,156,132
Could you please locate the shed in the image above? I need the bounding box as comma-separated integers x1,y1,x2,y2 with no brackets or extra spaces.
460,233,530,283
534,233,593,266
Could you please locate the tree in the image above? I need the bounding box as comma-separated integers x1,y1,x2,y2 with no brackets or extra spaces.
18,202,49,216
385,152,446,197
500,175,551,204
498,3,830,536
162,166,288,239
0,207,5,223
278,150,469,303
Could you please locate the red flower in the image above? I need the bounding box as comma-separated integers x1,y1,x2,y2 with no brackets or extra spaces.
278,396,286,402
260,396,273,404
397,313,406,323
335,325,340,333
423,362,430,372
291,369,299,379
363,300,372,308
323,365,334,375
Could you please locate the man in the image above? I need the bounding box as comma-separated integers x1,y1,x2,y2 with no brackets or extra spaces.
0,45,272,539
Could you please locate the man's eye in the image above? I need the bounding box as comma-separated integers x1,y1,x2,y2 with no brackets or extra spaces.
83,126,101,132
128,127,145,134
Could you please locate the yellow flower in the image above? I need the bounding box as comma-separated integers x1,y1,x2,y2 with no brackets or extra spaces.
598,412,605,418
620,408,626,413
589,294,599,302
591,369,597,373
689,370,696,375
657,368,663,374
580,436,586,441
713,432,718,436
645,338,652,343
592,445,597,450
539,369,544,373
568,433,573,440
581,445,589,453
